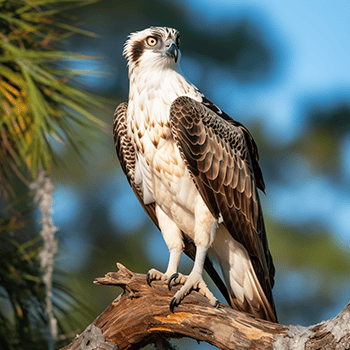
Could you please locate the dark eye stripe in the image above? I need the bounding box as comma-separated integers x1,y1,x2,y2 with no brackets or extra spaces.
131,39,144,65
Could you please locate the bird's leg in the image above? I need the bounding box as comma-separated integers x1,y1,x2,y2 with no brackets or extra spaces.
169,201,219,311
147,247,182,285
164,247,183,277
169,245,218,312
147,206,184,286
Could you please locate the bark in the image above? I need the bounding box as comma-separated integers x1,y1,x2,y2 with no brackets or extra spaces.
61,263,350,350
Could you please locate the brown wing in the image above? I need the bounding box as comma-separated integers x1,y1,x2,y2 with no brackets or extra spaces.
113,103,159,227
169,96,277,317
113,103,230,304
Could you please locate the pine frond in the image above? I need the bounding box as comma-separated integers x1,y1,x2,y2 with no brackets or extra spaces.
0,0,106,200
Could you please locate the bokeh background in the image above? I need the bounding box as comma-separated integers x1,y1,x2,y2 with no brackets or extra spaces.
43,0,350,347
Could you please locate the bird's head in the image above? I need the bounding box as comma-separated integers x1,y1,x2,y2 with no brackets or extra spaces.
123,27,181,75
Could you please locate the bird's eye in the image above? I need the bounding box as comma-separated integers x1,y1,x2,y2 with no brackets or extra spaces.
146,36,158,47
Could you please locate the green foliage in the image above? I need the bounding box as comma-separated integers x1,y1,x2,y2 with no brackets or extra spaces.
0,0,106,199
267,218,350,274
299,104,350,174
0,0,107,348
0,201,92,349
0,201,47,350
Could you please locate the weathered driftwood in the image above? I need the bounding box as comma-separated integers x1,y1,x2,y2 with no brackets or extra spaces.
61,263,350,350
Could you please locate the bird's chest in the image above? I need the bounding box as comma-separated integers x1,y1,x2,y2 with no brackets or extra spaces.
127,102,199,225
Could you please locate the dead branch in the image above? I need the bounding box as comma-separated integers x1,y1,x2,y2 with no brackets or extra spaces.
61,263,350,350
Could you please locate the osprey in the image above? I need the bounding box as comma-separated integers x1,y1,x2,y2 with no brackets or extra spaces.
114,26,278,322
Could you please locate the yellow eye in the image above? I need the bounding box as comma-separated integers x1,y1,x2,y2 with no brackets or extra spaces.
146,36,158,46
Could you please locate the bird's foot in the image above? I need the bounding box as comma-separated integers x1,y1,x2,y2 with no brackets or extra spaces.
168,272,219,312
146,268,172,286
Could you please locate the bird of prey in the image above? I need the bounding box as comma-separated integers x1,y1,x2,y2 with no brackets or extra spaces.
113,26,278,322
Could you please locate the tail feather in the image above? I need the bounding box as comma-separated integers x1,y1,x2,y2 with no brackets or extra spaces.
229,267,277,322
210,225,278,323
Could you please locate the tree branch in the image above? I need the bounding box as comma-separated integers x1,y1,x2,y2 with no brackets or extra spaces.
61,263,350,350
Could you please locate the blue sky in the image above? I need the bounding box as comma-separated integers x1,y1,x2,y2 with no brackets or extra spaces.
181,0,350,143
184,0,350,87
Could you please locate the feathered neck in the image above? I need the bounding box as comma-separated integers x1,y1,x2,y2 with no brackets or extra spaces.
126,57,202,125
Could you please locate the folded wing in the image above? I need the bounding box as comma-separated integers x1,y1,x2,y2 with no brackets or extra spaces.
169,96,277,322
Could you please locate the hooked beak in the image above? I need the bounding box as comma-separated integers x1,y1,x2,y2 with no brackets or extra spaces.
165,41,179,63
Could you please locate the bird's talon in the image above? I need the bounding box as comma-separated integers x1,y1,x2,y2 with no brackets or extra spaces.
146,272,152,287
215,300,220,309
170,297,177,313
168,272,179,290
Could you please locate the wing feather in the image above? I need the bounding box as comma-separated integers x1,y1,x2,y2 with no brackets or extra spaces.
113,102,159,228
169,96,277,320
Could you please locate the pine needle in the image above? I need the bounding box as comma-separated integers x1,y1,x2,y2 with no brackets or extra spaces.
0,0,106,198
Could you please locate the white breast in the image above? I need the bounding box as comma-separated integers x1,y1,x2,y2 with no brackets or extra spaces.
127,67,203,230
